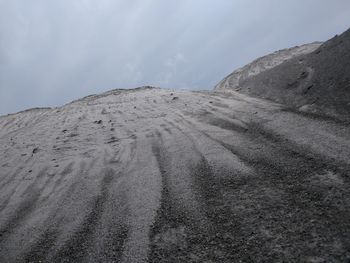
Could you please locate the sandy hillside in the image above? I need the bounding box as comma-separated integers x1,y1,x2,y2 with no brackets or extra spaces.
0,87,350,262
215,42,321,91
216,28,350,122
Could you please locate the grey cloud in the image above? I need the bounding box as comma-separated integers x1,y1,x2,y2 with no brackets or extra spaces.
1,0,350,115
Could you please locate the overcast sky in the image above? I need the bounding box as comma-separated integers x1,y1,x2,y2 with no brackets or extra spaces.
1,0,350,115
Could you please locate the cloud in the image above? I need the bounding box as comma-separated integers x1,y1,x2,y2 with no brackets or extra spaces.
1,0,350,114
156,52,188,87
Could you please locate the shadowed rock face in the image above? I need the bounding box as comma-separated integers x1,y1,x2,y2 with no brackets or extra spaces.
216,28,350,122
1,87,350,262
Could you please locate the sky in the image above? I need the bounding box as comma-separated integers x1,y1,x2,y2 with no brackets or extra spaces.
0,0,350,115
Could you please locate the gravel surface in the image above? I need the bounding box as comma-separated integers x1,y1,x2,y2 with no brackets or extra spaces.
0,87,350,262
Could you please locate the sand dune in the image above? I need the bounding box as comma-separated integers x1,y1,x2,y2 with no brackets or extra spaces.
0,87,349,262
216,28,350,122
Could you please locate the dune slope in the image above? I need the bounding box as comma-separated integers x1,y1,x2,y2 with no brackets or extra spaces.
1,87,350,262
216,28,350,122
